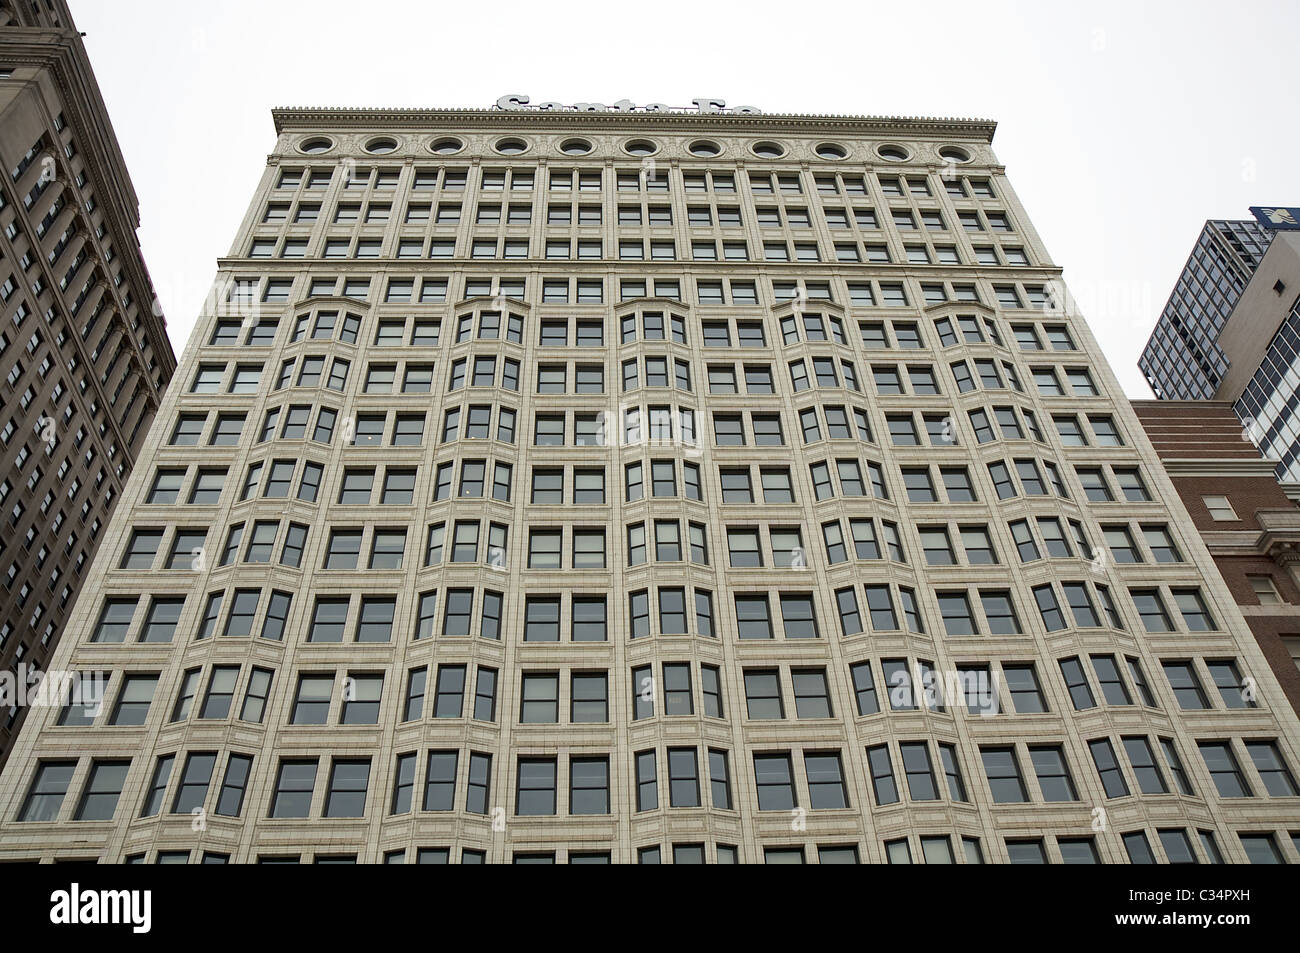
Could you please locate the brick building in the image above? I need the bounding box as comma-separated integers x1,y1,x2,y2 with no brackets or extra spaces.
1132,400,1300,714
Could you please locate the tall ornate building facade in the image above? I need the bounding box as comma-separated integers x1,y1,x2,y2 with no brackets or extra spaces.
0,0,175,764
0,103,1296,864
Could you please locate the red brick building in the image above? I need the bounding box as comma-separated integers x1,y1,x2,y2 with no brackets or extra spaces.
1132,400,1300,713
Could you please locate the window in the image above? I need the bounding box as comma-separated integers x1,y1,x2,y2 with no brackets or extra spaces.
119,529,162,569
528,529,562,569
1162,660,1209,710
1131,589,1173,632
1103,525,1140,564
1007,840,1047,864
727,528,761,567
743,669,783,720
787,669,832,719
806,752,848,809
322,529,361,570
140,756,175,818
1239,833,1284,864
215,755,254,817
92,597,137,643
695,590,715,637
200,666,240,719
570,757,610,815
172,753,217,815
1053,837,1099,864
1123,736,1168,795
972,591,1019,638
1207,659,1255,709
773,594,815,639
753,753,796,810
111,675,158,726
1089,738,1130,798
1248,574,1282,605
571,672,608,722
635,751,658,812
1114,468,1150,502
1027,746,1077,802
291,674,333,725
660,589,688,636
1090,415,1122,446
431,665,465,719
900,743,938,801
524,597,560,642
515,758,557,816
1202,495,1237,521
519,672,560,725
980,747,1027,802
390,753,418,815
654,520,681,561
572,528,606,568
1023,582,1065,632
1174,588,1215,631
354,597,395,643
474,669,498,720
1199,742,1251,797
1088,654,1130,706
324,760,370,817
867,746,898,805
19,762,76,821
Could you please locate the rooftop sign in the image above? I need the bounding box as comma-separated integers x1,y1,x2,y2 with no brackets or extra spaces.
495,94,761,115
1250,206,1300,230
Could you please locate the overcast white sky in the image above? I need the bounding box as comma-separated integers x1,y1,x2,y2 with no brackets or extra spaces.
72,0,1300,396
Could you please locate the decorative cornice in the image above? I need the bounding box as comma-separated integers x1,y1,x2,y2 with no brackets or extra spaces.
271,107,998,142
923,299,997,317
771,296,846,319
455,295,531,314
612,296,686,315
0,27,175,377
0,31,140,224
1158,458,1282,478
1237,604,1300,618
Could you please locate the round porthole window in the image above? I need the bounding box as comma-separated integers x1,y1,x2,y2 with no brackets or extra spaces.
299,137,333,154
938,145,971,163
816,142,847,160
752,141,785,158
624,139,658,157
365,137,398,155
689,139,721,157
429,137,464,155
560,138,593,155
494,137,529,155
877,144,910,161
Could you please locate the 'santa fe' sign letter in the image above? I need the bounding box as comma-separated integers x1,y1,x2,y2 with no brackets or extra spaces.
495,94,761,115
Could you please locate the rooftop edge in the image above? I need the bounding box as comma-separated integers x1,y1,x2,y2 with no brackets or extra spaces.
271,106,998,142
